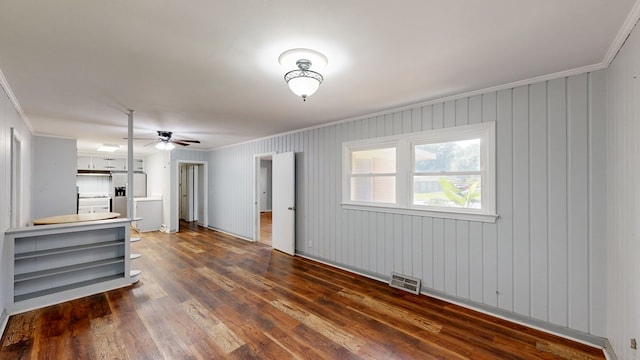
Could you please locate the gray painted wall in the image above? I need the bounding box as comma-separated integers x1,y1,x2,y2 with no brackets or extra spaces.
605,19,640,359
207,72,607,339
32,136,77,219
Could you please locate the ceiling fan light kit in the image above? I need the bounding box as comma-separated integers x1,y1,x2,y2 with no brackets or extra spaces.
126,130,200,151
155,141,175,150
279,48,327,101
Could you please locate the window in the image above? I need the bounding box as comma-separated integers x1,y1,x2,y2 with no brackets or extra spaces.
343,122,496,222
350,147,396,203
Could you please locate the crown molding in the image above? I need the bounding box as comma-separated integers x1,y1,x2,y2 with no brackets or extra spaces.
603,0,640,66
0,68,33,133
215,2,640,152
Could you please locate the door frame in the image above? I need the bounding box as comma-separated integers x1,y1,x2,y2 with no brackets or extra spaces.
174,160,208,232
253,152,275,242
10,127,23,228
179,163,197,222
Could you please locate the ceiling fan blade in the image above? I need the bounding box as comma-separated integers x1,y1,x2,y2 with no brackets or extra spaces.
123,137,157,140
143,141,158,147
173,139,201,143
171,140,191,146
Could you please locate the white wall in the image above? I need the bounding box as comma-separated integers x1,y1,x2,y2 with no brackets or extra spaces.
32,136,77,219
207,72,608,343
144,151,170,230
605,20,640,359
0,77,33,329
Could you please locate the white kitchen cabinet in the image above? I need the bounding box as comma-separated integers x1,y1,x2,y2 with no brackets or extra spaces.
131,159,144,171
77,156,92,170
91,157,110,170
77,156,139,171
113,158,127,170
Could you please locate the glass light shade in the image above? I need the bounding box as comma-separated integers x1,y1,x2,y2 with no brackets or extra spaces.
287,76,320,98
155,141,175,150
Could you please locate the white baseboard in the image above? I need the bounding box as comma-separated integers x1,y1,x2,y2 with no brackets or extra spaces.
297,251,607,352
206,226,253,242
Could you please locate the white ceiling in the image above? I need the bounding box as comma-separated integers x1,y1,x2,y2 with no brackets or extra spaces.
0,1,637,154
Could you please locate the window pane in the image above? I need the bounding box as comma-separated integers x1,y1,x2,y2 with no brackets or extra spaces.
413,175,481,208
351,176,396,203
352,147,396,174
415,139,480,172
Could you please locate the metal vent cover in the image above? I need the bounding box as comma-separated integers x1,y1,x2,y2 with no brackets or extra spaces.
389,272,421,295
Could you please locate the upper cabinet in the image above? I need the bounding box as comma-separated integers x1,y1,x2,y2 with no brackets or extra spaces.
133,159,144,171
77,156,92,170
77,156,142,171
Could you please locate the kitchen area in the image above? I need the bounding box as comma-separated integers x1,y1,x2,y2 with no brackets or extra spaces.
76,155,163,232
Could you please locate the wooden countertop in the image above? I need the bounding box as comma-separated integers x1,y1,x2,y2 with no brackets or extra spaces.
32,212,121,225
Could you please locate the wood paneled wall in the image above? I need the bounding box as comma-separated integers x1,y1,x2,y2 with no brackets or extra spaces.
605,19,640,359
207,72,607,339
0,82,33,327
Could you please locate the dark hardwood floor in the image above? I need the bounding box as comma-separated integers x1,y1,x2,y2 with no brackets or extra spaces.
1,222,604,359
259,211,272,246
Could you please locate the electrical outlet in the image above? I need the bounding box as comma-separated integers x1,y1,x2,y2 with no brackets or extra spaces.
631,338,637,350
308,240,313,248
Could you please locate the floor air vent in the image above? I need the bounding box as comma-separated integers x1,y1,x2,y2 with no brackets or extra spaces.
389,272,421,295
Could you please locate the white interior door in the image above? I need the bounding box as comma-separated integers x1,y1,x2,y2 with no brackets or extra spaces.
189,165,197,222
272,152,295,255
260,167,267,212
197,164,205,225
179,164,187,220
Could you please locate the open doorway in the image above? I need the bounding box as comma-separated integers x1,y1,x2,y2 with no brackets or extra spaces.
254,154,273,245
176,161,208,232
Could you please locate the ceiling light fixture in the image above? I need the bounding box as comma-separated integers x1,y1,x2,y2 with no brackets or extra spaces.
97,144,119,152
279,48,327,101
155,141,175,151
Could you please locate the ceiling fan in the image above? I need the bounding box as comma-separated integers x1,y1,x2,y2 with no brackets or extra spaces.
127,131,201,150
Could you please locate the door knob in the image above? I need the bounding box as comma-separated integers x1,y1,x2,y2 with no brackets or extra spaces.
287,206,296,210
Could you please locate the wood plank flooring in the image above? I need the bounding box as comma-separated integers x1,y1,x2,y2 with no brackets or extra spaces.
1,222,605,359
259,211,272,246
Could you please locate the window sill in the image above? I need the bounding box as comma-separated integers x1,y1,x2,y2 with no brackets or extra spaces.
341,203,498,223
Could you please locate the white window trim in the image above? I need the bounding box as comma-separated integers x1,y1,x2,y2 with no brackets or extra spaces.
342,122,498,223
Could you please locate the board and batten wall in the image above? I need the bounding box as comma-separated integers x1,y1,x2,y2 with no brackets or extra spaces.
605,18,640,360
0,79,33,329
207,72,607,340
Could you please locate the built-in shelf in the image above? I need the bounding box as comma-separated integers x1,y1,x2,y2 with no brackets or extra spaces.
5,218,133,313
14,274,124,302
131,237,141,243
130,253,141,260
130,269,142,284
15,240,124,260
15,257,125,283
